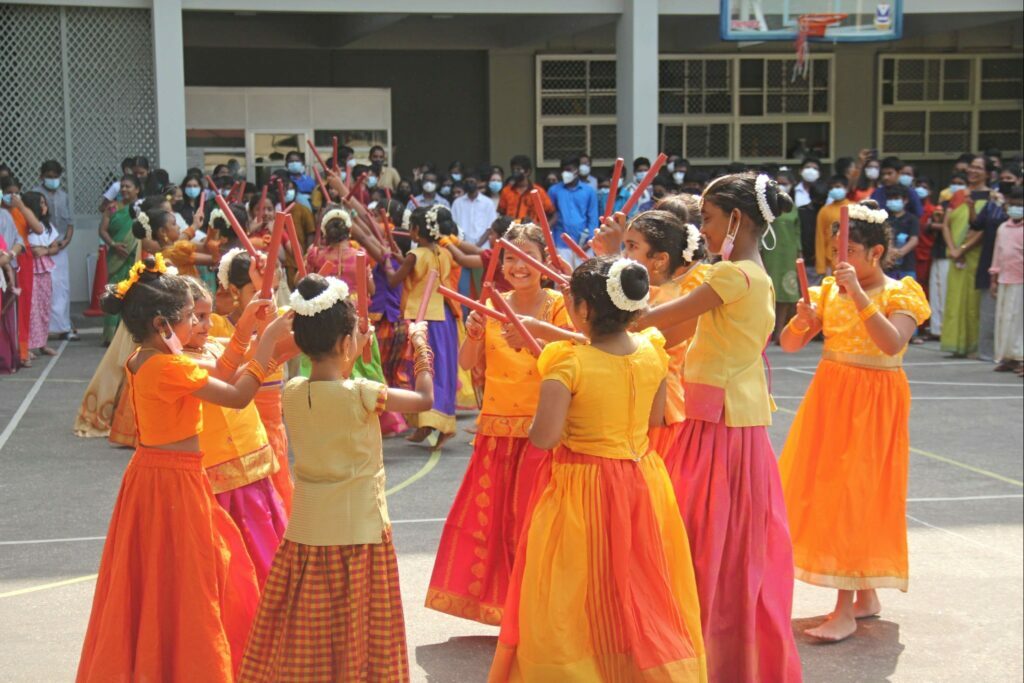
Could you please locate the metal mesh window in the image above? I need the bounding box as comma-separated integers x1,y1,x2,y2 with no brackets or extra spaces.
981,58,1024,101
882,111,926,153
978,109,1023,152
739,123,784,159
539,57,616,117
659,59,732,115
928,111,972,154
882,57,972,104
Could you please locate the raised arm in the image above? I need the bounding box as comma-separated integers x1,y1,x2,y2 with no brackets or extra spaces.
384,322,434,413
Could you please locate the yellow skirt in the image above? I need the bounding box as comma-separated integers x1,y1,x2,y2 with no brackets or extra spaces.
779,359,911,591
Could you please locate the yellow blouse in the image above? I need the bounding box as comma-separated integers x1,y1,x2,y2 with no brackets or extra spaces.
162,240,199,278
683,260,776,427
649,263,710,425
282,376,390,546
479,289,569,437
810,276,931,369
538,327,669,460
208,313,234,339
184,341,277,494
402,246,452,322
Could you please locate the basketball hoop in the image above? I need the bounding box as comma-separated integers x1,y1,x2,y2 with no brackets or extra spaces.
792,13,847,81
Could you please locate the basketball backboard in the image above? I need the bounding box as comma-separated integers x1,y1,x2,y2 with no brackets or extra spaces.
720,0,903,41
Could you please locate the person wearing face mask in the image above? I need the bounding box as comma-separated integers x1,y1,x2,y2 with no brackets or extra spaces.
884,185,919,282
794,157,822,209
407,171,450,211
815,175,852,275
272,173,316,288
369,145,401,191
284,151,315,210
794,158,825,276
99,157,138,214
666,156,689,191
32,160,77,342
872,157,923,218
485,171,505,206
913,178,938,309
547,157,598,266
990,186,1024,375
577,153,598,190
762,170,804,341
348,165,375,207
497,154,553,224
614,157,653,217
898,164,916,190
451,175,498,248
448,161,465,186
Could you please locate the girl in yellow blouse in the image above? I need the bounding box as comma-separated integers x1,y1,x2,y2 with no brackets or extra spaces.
622,210,710,461
427,223,572,626
489,257,706,683
239,274,435,682
132,206,217,278
779,200,930,642
637,173,802,683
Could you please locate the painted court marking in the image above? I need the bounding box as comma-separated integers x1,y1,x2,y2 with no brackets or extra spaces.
0,341,68,453
907,513,1023,561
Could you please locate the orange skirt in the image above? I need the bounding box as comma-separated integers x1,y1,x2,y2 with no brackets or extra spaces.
107,378,138,448
77,447,259,682
254,388,293,515
238,539,410,682
648,421,686,463
779,359,911,591
490,447,706,682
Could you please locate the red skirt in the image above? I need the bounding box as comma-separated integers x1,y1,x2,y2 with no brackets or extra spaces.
238,540,410,682
426,433,548,625
254,389,293,515
77,447,259,682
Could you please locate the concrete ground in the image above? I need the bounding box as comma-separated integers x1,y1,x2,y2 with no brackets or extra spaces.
1,316,1021,682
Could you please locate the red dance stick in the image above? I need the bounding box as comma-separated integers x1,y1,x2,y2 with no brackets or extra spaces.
258,213,286,300
275,177,287,206
355,250,372,362
232,181,245,203
438,284,510,324
489,288,543,356
530,190,568,272
332,136,339,171
258,183,269,211
796,258,810,303
283,202,295,214
385,187,392,202
317,261,335,277
604,157,624,219
415,270,439,324
212,192,258,257
391,230,410,238
837,205,849,264
312,167,332,207
497,238,569,287
561,233,589,261
197,185,206,217
285,214,306,279
479,241,504,302
408,194,419,208
621,153,668,215
306,139,329,172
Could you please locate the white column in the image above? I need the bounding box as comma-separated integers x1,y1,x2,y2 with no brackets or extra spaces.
615,0,659,167
152,0,187,179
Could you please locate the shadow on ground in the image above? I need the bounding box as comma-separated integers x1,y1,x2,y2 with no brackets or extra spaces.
416,635,497,682
793,616,904,682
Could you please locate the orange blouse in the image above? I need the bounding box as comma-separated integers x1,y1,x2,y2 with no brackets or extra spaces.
162,240,199,278
128,352,209,446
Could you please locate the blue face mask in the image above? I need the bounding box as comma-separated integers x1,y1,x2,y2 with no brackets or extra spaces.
914,186,930,200
367,176,378,189
488,180,503,193
949,183,967,194
898,174,914,187
828,187,847,202
634,171,647,184
440,185,452,196
287,161,304,175
597,188,610,205
184,186,201,199
285,189,296,203
1007,205,1024,221
450,173,462,183
1,194,11,205
43,177,61,191
886,199,905,213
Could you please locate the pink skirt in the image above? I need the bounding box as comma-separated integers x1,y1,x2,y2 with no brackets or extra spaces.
666,419,802,683
29,271,52,349
215,477,288,588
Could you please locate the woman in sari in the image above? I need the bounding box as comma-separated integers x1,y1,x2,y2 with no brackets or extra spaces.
98,175,140,344
940,155,989,357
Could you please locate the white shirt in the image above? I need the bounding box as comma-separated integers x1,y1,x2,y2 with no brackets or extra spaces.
794,182,813,209
103,179,120,202
451,193,498,245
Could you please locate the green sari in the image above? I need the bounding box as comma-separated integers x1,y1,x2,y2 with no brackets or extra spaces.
103,207,139,343
940,199,985,355
761,208,802,303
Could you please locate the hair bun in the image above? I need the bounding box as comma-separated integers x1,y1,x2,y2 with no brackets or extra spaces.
859,198,882,211
619,262,650,301
98,286,126,316
296,273,329,300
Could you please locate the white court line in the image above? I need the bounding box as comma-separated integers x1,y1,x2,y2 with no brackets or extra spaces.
773,395,1022,401
908,494,1024,502
906,513,1023,560
0,341,68,453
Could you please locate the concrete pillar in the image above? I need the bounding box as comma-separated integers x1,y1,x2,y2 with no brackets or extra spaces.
488,49,536,171
152,0,187,179
616,0,659,168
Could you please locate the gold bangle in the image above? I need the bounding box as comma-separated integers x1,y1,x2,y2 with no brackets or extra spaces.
789,319,811,334
229,334,248,355
858,302,881,322
220,356,238,373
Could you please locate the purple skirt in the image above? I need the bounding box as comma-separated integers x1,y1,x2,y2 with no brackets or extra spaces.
412,306,459,435
215,477,287,588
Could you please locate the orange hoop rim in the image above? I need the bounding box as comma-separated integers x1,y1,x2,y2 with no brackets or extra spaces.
797,13,848,37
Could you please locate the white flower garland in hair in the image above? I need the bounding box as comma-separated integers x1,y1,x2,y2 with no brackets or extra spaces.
209,207,227,228
217,247,245,290
754,174,776,227
290,276,349,317
401,209,412,231
848,203,889,224
425,204,443,240
606,258,649,312
682,223,701,264
136,211,152,240
320,208,353,231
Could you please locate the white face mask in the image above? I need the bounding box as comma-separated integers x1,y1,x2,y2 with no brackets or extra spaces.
422,181,437,194
561,171,577,185
864,167,880,181
673,171,685,185
578,164,591,177
635,171,647,184
667,162,676,173
801,167,820,184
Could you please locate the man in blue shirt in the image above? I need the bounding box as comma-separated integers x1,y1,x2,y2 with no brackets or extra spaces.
871,156,922,218
285,150,316,210
548,156,598,267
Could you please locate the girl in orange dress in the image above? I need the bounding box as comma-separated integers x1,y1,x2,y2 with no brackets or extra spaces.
77,255,293,682
133,205,217,278
621,210,709,459
637,173,802,682
426,223,572,626
779,200,931,642
490,257,706,682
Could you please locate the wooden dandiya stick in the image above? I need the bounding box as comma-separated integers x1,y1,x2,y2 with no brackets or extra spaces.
232,181,246,203
347,197,386,245
415,270,439,324
275,177,287,206
258,183,269,212
355,250,372,362
306,139,329,172
529,190,568,272
197,185,206,217
620,152,668,215
561,233,589,261
497,238,569,287
796,257,810,303
312,167,332,206
285,213,306,279
837,204,850,292
489,288,543,356
438,284,510,324
282,203,295,214
391,230,410,238
479,241,503,302
408,194,419,208
603,157,624,219
212,191,258,257
317,262,334,277
258,213,286,299
332,136,339,171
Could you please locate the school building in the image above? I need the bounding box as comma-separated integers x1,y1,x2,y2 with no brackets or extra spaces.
1,0,1021,300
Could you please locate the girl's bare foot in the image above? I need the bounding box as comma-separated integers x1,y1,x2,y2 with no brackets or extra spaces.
805,612,858,642
853,589,881,619
40,346,57,356
405,427,432,444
